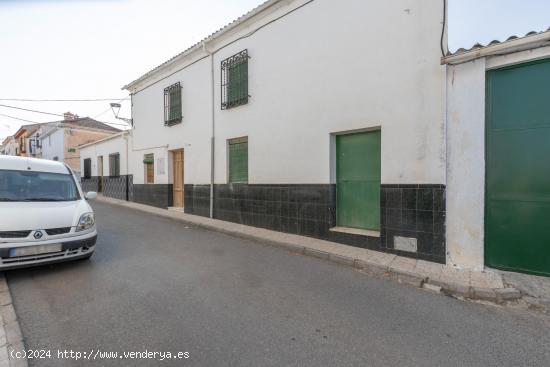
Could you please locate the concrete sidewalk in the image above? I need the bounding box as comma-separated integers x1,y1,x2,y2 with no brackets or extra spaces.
0,275,27,367
96,195,522,304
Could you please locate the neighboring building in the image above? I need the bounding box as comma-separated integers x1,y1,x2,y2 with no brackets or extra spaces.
79,131,131,201
443,28,550,276
1,136,17,156
13,124,42,157
40,112,120,174
90,0,448,265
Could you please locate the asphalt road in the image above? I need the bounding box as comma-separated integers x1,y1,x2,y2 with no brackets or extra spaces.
6,201,550,366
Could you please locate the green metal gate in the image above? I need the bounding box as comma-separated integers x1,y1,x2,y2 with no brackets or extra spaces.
486,58,550,276
336,130,381,231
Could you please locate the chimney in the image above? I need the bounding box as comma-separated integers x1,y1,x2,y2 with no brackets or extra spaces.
63,112,78,121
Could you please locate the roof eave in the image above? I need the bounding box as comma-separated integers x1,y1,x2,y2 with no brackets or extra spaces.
442,31,550,65
122,0,285,92
77,131,129,149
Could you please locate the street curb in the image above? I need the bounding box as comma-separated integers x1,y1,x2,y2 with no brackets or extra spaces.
0,274,28,367
96,196,522,305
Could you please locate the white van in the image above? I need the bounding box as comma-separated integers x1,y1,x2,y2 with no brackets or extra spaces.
0,156,97,270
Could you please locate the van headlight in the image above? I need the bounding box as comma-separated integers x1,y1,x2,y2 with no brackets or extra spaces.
76,213,95,232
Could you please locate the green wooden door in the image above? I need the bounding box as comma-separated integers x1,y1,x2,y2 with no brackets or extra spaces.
336,131,381,230
486,58,550,276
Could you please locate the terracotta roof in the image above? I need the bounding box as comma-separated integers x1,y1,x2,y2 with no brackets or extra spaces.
14,123,42,138
123,0,285,90
62,117,120,133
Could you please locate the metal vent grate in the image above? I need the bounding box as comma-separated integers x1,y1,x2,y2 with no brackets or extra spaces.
0,231,31,239
45,227,71,236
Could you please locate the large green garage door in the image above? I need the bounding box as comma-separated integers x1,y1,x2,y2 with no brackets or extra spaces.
486,58,550,276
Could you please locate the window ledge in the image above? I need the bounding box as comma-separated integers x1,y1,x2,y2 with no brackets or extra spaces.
164,119,182,127
329,227,380,238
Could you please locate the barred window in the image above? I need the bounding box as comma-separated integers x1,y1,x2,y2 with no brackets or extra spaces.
164,82,182,126
221,50,249,110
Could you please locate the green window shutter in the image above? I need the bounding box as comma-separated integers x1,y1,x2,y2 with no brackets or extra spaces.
221,50,248,109
228,62,248,106
169,87,181,120
164,82,182,125
229,140,248,183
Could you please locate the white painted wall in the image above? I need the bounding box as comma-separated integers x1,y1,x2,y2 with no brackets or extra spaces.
129,0,446,186
131,57,212,185
40,128,65,162
80,134,128,177
211,0,446,184
446,59,486,270
127,144,169,184
446,45,550,270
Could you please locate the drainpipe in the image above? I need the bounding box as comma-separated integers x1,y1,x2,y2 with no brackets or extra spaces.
203,43,215,218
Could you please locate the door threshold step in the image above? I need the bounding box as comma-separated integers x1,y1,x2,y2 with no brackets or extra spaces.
168,207,185,212
330,227,380,238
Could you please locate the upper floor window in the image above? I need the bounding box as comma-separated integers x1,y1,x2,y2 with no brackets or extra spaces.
109,153,120,177
221,50,249,110
164,82,182,126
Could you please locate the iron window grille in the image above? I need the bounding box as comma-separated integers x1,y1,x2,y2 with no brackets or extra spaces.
221,50,249,110
164,82,182,126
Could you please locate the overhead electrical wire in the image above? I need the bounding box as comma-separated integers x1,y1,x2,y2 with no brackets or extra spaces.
0,98,130,128
0,113,41,124
0,97,130,102
0,104,63,117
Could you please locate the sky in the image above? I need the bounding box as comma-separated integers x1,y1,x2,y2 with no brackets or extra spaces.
1,0,549,141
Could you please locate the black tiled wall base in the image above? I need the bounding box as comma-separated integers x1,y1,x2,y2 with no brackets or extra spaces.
212,184,381,251
81,177,99,193
210,184,446,263
132,184,173,209
81,176,132,201
103,175,132,201
381,184,446,263
184,185,211,217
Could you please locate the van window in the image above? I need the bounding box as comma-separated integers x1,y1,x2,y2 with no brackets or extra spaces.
0,170,80,202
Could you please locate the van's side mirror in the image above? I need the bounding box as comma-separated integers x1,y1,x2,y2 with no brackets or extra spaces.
85,191,97,200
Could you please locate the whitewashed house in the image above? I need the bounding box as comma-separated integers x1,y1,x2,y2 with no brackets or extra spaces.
102,0,449,265
443,29,550,276
79,131,131,200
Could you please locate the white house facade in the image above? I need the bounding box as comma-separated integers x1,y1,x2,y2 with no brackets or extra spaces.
96,0,449,265
79,132,131,201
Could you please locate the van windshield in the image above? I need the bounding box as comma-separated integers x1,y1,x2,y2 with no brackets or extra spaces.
0,170,80,202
